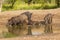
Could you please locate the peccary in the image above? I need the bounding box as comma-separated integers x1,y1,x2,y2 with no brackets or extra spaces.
7,11,32,33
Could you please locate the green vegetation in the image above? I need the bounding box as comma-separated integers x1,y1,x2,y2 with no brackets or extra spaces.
2,0,60,11
1,32,18,38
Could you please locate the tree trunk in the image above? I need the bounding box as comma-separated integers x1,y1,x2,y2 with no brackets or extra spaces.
0,0,4,12
11,0,16,8
56,0,60,7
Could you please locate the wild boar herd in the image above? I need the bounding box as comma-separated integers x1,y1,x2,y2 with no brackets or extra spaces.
6,11,54,35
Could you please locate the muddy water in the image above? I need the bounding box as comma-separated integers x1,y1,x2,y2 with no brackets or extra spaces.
9,25,45,36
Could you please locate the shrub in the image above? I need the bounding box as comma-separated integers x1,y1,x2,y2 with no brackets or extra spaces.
2,3,58,11
43,4,57,9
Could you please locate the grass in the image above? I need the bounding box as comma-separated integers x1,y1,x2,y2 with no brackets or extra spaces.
1,32,18,38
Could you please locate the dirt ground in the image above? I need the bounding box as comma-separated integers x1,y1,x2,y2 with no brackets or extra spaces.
0,33,60,40
0,8,60,40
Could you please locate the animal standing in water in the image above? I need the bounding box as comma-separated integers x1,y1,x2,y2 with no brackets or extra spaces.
7,11,33,35
44,13,54,33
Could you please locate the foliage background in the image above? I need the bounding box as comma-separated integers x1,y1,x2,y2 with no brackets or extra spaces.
2,0,60,11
